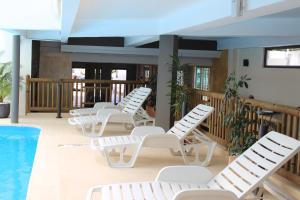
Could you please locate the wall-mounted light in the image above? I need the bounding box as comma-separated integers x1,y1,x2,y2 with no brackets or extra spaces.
243,59,249,67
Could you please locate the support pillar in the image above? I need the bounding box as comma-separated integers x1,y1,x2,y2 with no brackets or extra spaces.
155,35,178,130
11,35,20,123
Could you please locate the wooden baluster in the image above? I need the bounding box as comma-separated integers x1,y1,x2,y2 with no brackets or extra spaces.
109,83,112,103
292,116,299,173
252,107,258,133
216,99,221,139
65,82,69,110
80,83,83,108
41,82,44,108
114,83,117,104
212,98,216,137
25,76,30,113
46,82,49,108
118,83,121,103
37,82,40,108
51,82,55,109
105,87,108,102
75,81,79,108
285,114,292,171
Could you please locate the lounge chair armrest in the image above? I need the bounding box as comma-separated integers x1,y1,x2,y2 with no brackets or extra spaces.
86,185,102,200
102,104,122,110
155,166,214,185
131,126,166,137
96,108,122,119
173,189,238,200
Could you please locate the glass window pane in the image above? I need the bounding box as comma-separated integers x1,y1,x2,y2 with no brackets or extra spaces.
265,47,300,67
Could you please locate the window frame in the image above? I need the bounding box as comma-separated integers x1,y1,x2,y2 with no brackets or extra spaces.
194,66,210,91
264,45,300,69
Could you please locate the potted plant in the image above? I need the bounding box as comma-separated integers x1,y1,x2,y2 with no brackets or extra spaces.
145,75,157,117
0,63,12,118
169,54,193,119
223,73,257,162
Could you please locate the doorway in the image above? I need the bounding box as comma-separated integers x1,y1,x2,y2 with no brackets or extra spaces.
111,69,127,104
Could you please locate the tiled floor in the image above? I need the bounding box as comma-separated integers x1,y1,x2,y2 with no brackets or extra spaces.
1,113,299,200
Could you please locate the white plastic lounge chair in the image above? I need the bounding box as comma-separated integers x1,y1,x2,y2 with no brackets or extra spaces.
69,87,152,136
87,131,300,200
69,88,138,116
91,104,216,167
69,87,155,125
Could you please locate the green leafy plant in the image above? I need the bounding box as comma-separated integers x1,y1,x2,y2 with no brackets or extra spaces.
0,63,12,102
145,75,157,107
169,55,193,117
223,73,257,156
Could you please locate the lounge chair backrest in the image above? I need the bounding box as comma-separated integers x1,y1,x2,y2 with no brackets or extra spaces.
117,88,138,108
122,87,152,115
166,104,214,140
207,131,300,199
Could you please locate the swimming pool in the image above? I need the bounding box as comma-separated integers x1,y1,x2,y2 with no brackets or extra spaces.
0,126,40,200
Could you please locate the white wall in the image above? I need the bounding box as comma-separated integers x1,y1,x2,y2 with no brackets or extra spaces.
0,30,12,62
230,47,300,107
20,38,32,115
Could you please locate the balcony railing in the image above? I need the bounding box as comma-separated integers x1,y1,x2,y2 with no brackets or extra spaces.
25,76,148,112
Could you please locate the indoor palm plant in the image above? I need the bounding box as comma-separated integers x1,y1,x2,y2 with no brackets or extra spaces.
223,73,257,161
0,62,12,118
170,54,193,119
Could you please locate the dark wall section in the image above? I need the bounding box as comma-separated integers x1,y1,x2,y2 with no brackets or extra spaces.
138,41,159,48
31,40,40,78
178,39,217,50
137,39,217,50
67,37,217,51
67,37,124,47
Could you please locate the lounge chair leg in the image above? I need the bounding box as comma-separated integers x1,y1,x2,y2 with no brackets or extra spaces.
182,142,216,167
169,147,193,156
103,145,140,168
124,123,135,130
169,148,182,156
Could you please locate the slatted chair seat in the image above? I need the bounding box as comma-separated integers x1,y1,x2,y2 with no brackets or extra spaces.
87,131,300,200
96,181,206,200
98,135,143,148
68,87,152,136
91,104,217,168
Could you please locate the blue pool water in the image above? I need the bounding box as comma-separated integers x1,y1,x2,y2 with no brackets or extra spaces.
0,126,40,200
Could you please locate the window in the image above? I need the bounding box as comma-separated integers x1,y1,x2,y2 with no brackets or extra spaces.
264,46,300,68
194,66,210,91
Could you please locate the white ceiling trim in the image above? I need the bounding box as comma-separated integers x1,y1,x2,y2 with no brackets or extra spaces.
60,0,81,42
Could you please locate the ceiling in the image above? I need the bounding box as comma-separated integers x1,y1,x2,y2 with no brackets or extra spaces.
1,0,300,49
77,0,199,20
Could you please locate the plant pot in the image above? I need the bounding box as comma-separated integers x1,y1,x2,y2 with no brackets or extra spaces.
0,103,10,118
146,105,156,117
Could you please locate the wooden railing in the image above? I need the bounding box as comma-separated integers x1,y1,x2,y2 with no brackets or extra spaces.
189,89,300,184
26,76,148,113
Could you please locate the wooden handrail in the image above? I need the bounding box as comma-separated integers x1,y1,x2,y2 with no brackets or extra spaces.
192,89,300,117
26,76,148,113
